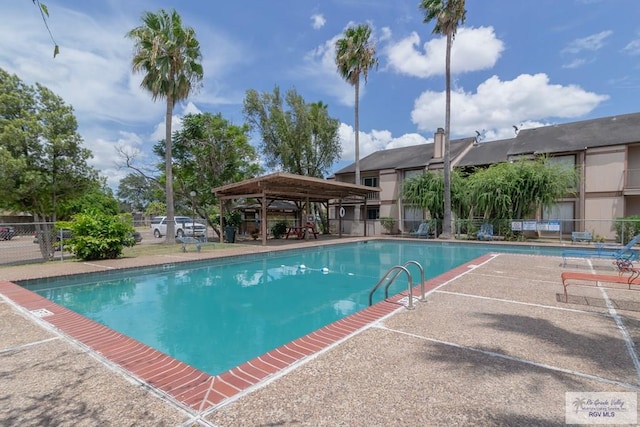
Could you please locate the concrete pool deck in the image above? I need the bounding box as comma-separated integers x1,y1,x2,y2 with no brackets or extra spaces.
2,238,640,426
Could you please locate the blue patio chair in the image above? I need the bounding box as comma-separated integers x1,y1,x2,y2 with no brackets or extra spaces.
561,234,640,267
410,222,430,239
477,223,494,241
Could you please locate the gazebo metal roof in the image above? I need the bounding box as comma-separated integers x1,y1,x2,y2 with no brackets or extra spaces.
212,172,377,202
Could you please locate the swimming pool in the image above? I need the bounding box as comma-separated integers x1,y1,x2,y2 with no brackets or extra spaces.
21,240,564,377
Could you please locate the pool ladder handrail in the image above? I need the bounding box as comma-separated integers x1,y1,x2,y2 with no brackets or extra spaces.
368,260,426,310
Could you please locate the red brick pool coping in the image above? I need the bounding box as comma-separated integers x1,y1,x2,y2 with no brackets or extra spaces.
0,254,491,413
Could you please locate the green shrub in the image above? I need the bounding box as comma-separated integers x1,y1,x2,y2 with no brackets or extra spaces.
271,220,289,239
380,217,395,233
58,211,136,261
224,210,242,227
614,216,640,243
456,219,475,235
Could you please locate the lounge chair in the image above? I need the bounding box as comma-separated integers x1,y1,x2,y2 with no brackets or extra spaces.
410,223,430,239
561,234,640,267
560,268,640,302
477,223,493,241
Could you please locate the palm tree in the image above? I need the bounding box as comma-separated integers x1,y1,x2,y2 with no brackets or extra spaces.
127,9,203,243
335,23,378,223
419,0,466,238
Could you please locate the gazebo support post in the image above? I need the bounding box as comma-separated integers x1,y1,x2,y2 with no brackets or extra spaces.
338,199,343,238
305,197,310,240
261,192,267,246
364,195,368,237
219,199,224,244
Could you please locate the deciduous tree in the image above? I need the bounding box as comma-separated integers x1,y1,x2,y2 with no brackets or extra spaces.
403,158,577,236
0,68,98,258
466,158,577,220
117,173,161,212
159,112,262,236
243,87,341,178
402,170,466,234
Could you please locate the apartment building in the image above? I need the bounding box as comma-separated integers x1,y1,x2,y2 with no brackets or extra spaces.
331,112,640,238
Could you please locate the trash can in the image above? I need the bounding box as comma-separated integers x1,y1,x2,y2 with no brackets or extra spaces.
224,226,236,243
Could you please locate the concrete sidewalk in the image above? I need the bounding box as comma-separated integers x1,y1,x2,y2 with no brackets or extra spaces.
2,242,640,426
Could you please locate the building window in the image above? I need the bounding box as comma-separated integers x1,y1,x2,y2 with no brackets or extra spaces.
402,169,423,193
367,208,379,220
362,176,379,200
403,170,422,181
362,177,378,187
543,202,574,234
548,155,577,191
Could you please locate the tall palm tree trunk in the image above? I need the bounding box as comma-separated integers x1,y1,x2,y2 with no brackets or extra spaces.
441,32,453,238
165,96,176,243
354,76,361,223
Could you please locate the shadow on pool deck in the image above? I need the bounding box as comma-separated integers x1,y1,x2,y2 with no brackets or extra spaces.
2,238,640,426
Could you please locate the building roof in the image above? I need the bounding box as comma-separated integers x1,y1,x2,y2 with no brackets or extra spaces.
456,138,516,167
334,137,476,174
212,172,378,203
334,144,431,174
453,112,640,168
332,112,640,174
509,112,640,155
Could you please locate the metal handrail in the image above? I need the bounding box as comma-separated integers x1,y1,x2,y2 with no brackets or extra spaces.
369,265,413,309
368,260,425,310
376,261,425,301
385,260,425,302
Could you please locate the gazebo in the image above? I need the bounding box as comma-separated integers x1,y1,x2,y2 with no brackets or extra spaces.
212,172,379,246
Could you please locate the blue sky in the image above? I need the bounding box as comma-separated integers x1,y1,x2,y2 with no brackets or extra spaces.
1,0,639,189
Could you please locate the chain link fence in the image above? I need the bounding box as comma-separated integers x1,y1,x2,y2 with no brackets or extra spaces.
2,217,638,266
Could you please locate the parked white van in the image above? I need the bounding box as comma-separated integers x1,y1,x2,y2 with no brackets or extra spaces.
151,216,207,238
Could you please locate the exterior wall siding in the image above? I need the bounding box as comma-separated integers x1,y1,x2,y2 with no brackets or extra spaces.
584,196,624,237
584,147,625,193
378,169,397,227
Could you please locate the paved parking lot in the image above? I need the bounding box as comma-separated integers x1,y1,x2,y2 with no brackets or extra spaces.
0,228,164,266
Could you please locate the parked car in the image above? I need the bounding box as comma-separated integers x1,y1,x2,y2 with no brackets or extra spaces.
32,228,72,251
0,225,15,240
150,216,207,238
33,229,72,244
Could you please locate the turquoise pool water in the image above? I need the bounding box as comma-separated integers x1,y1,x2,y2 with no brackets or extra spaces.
22,240,563,376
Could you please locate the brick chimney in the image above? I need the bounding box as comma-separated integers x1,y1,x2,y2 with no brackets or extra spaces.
434,127,445,159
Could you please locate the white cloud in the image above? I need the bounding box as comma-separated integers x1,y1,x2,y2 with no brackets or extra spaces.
149,103,202,142
311,14,326,30
379,27,392,42
562,58,590,69
298,21,386,107
0,2,249,189
338,123,430,161
623,39,640,55
385,26,504,78
562,30,612,54
300,34,356,106
411,73,609,139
